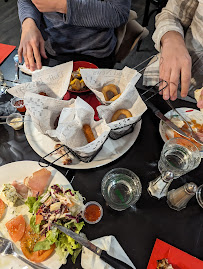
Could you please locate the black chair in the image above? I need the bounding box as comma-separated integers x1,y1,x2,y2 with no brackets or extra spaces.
137,0,168,51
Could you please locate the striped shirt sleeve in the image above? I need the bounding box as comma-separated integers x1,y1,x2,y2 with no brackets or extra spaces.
152,0,198,51
65,0,131,28
17,0,41,29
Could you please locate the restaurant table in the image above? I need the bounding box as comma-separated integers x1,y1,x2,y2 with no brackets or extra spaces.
0,49,203,269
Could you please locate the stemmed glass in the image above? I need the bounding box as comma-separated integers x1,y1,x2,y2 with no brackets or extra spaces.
148,137,201,199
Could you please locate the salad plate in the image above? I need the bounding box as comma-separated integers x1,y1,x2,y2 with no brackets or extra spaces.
159,107,203,158
24,114,142,169
0,160,75,269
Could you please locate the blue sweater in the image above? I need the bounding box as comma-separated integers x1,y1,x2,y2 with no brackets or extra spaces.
17,0,131,58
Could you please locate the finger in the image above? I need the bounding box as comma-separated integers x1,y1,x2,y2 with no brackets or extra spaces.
159,57,164,95
161,70,171,100
180,61,191,98
169,70,180,101
39,39,47,59
23,46,30,69
32,44,42,70
18,46,23,64
26,44,36,71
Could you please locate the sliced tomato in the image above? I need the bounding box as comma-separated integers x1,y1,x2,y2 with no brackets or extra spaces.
0,199,6,220
20,225,55,263
5,215,26,242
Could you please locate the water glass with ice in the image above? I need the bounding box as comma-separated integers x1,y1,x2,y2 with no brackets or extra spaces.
158,137,201,179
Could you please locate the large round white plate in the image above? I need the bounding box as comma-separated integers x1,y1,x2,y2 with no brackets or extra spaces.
0,160,71,269
159,107,203,158
24,114,142,169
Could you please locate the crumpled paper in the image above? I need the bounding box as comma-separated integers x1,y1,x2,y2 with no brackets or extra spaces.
80,66,141,104
7,61,73,99
97,83,147,133
47,97,111,157
19,62,50,76
81,235,136,269
24,91,75,135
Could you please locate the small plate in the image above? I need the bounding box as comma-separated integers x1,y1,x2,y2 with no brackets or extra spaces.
68,61,98,93
159,107,203,158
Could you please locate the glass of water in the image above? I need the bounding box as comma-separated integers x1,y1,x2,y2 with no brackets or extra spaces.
101,168,142,211
158,137,201,179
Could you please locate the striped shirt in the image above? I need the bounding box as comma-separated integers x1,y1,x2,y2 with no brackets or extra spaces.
143,0,203,101
17,0,131,58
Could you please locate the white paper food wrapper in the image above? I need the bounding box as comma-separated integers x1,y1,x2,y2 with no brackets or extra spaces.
24,91,75,134
97,83,147,131
80,66,141,104
47,97,111,158
81,236,136,269
7,61,73,99
19,62,50,75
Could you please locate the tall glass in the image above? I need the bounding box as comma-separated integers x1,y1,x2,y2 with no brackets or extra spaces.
158,137,201,179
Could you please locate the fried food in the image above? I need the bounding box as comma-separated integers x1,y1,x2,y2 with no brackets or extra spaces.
69,68,88,91
110,93,122,101
194,87,203,112
111,109,132,122
39,92,48,96
54,144,72,165
102,84,119,101
83,124,95,143
157,258,174,269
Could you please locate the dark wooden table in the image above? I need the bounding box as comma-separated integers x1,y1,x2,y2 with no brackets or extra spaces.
0,50,203,269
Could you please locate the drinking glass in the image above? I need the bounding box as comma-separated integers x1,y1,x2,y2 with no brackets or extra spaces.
196,184,203,208
101,168,142,211
158,137,201,179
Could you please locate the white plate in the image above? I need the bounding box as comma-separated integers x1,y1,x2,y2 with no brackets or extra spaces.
159,107,203,157
0,160,71,269
24,114,142,169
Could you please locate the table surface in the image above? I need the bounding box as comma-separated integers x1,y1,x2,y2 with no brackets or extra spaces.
0,50,203,269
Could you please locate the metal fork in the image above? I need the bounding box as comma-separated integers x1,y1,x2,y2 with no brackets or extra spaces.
0,236,48,269
165,99,203,146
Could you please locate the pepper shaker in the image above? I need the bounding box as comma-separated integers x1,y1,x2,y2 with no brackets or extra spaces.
147,171,174,199
167,182,197,211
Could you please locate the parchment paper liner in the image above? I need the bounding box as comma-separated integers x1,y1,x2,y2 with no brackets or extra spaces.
7,61,73,99
47,97,111,158
80,66,141,104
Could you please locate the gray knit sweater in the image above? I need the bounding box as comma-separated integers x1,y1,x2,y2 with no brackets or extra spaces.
17,0,131,58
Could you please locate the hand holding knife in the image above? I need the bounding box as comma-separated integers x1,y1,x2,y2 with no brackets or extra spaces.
54,224,134,269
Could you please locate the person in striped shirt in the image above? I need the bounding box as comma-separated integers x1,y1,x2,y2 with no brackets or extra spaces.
144,0,203,104
17,0,131,71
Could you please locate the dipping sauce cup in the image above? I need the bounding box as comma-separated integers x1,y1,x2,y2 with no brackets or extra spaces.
6,113,24,130
101,168,142,211
11,97,26,113
82,201,103,224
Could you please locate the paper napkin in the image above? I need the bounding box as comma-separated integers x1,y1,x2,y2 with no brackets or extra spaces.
81,235,136,269
0,43,16,64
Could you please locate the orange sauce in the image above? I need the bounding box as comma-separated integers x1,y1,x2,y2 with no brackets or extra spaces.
14,100,26,113
84,204,101,222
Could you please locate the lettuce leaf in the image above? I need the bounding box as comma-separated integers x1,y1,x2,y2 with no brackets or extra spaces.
30,215,40,234
25,196,42,213
34,239,52,251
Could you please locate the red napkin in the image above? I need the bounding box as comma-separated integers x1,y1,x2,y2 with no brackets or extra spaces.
147,238,203,269
63,91,101,121
0,43,16,64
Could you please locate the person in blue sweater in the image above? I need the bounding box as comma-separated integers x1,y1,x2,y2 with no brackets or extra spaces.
17,0,131,71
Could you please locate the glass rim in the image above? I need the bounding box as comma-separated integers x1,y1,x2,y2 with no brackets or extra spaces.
196,184,203,208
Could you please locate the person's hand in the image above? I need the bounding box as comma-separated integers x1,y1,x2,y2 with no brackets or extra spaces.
159,31,192,101
197,89,203,109
32,0,67,13
18,18,47,71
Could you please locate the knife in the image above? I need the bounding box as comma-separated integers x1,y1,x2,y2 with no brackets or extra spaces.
53,224,134,269
141,95,190,139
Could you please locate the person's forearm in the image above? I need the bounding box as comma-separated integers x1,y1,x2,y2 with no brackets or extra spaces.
17,0,41,29
66,0,131,28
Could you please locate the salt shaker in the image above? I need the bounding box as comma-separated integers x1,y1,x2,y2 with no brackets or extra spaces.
167,182,197,211
13,54,19,83
147,171,174,199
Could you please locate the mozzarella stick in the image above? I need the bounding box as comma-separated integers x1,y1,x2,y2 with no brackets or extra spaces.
83,124,95,143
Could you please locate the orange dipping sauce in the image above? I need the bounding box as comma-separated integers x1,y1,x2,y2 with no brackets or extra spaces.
14,100,26,113
83,202,103,224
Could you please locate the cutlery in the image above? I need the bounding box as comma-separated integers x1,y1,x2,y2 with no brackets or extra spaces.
0,236,48,269
54,224,134,269
141,95,191,139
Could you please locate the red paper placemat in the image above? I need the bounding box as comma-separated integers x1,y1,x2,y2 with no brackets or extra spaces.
0,43,16,64
147,239,203,269
63,91,101,121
